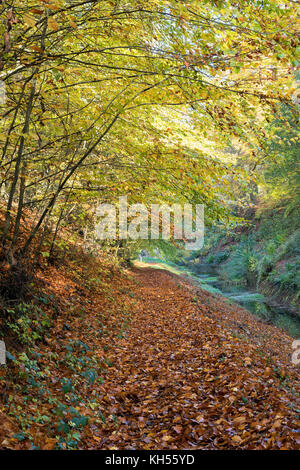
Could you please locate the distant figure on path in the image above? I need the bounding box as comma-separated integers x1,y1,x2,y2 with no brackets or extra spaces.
139,249,148,262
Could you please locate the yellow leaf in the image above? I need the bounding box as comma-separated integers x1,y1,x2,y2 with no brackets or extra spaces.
48,17,59,31
42,438,57,450
244,357,252,366
195,414,204,423
232,435,242,445
31,45,44,53
233,416,246,425
24,14,36,27
264,366,272,376
46,3,60,11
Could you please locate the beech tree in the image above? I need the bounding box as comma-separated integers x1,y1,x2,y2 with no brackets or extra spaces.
0,0,298,265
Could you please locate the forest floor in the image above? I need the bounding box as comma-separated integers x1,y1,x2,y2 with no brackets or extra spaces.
0,255,299,450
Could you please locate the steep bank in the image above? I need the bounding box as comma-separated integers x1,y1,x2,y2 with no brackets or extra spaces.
180,207,300,314
0,251,299,450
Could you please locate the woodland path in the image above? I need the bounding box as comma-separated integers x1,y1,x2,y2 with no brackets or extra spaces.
91,267,299,450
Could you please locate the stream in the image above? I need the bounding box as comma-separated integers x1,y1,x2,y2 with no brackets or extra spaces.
141,258,300,338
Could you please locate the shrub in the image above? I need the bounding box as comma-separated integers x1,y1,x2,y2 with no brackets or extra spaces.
6,302,51,345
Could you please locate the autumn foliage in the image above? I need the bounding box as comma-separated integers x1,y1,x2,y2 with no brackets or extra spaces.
0,0,299,452
0,251,298,450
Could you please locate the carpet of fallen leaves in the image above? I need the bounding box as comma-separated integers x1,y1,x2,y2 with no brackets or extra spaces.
0,256,299,450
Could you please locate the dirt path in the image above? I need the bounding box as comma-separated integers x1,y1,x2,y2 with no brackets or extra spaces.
93,267,299,450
